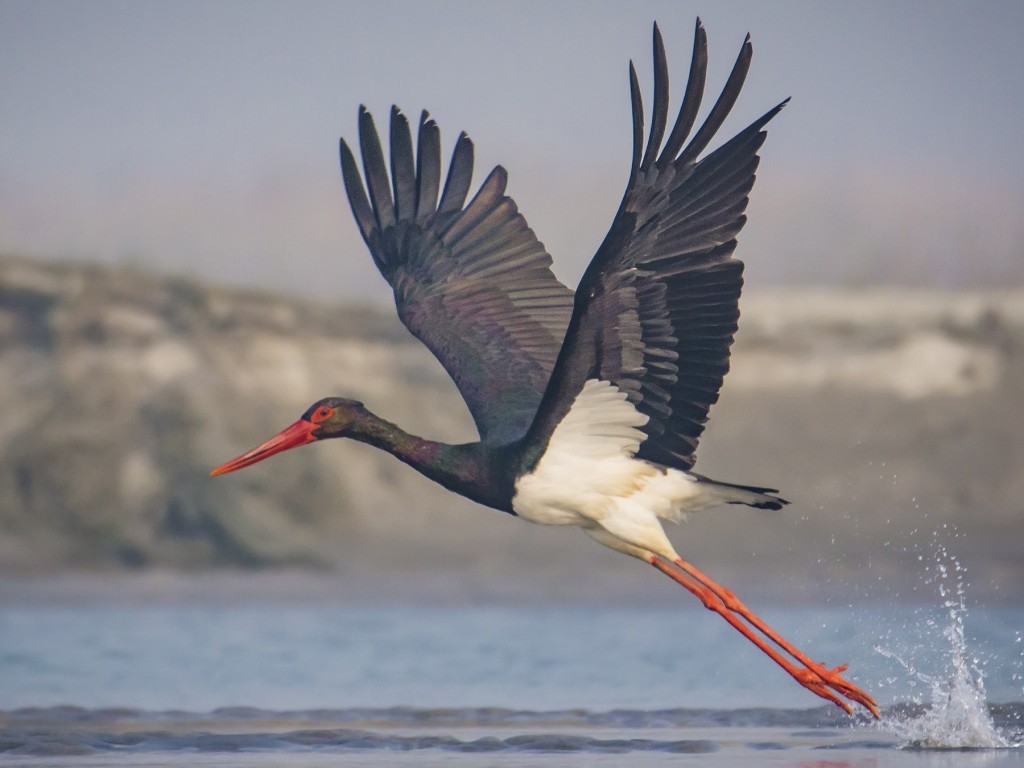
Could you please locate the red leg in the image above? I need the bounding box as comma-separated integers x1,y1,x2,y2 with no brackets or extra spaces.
649,556,879,718
671,557,879,717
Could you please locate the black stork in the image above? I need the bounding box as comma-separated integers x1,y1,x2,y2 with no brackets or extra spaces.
212,20,879,718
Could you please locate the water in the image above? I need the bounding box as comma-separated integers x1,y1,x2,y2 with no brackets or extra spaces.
0,602,896,713
3,525,1024,767
877,542,1018,748
2,594,1022,766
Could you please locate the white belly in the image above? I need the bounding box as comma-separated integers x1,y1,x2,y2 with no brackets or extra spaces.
512,451,705,526
510,379,716,559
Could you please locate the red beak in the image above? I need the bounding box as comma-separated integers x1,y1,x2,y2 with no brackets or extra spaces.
210,419,317,476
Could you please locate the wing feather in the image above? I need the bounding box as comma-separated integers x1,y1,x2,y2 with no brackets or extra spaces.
443,167,506,245
676,34,753,167
639,24,669,174
526,19,786,471
437,133,474,217
358,108,395,230
389,107,417,221
658,18,707,166
339,138,376,246
340,108,575,443
414,112,441,222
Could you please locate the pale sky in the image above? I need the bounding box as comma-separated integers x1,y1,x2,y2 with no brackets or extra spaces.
2,1,1023,301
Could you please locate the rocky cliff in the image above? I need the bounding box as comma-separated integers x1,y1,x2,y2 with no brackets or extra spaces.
2,254,1021,600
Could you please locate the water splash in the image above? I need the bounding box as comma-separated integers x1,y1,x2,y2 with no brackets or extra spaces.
875,535,1013,749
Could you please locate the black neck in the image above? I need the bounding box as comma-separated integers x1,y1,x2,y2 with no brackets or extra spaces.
347,411,514,512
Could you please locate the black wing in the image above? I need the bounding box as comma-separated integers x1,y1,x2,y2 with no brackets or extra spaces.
340,107,575,444
527,20,787,470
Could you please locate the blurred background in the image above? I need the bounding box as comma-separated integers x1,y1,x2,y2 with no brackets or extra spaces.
1,0,1022,605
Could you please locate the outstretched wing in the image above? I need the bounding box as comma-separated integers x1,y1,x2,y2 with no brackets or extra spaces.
527,20,787,470
340,107,575,444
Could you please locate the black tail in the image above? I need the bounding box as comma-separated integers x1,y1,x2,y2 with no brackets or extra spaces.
694,474,789,510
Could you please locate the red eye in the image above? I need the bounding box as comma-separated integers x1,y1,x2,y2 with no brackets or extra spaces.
312,406,333,423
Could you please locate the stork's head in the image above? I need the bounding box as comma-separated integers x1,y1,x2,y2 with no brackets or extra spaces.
210,397,366,476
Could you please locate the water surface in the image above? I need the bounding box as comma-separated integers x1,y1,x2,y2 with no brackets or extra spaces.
2,598,1022,766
